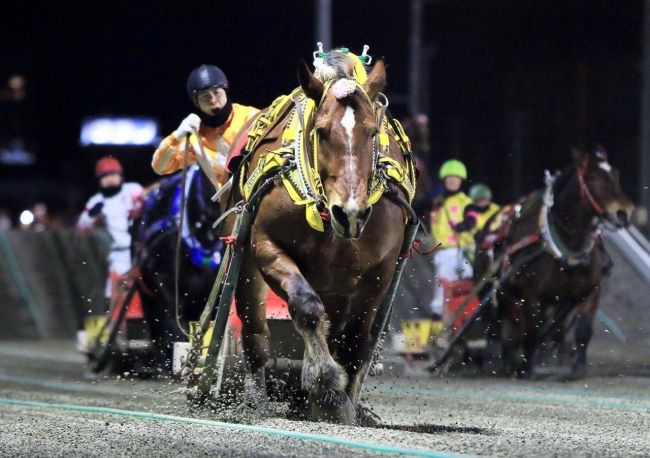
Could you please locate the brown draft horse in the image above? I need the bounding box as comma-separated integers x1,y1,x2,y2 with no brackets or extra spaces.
223,54,411,423
482,148,634,379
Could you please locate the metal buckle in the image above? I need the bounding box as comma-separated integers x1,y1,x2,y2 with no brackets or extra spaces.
312,41,325,60
360,44,372,65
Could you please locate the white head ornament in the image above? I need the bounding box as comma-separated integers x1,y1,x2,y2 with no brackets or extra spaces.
330,79,357,99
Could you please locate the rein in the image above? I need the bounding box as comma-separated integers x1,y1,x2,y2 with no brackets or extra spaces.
576,164,606,216
174,135,192,338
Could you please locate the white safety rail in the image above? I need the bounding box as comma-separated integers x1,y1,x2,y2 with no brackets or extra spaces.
605,225,650,285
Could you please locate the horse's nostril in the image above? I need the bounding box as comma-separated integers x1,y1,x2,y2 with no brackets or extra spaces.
331,205,348,227
616,210,629,227
359,206,372,222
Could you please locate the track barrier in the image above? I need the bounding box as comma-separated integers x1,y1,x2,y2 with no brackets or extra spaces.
0,229,109,339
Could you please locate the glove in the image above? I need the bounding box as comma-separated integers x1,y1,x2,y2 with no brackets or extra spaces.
173,113,201,139
88,202,104,217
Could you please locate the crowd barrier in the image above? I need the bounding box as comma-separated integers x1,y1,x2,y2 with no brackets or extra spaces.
0,229,437,341
0,230,109,339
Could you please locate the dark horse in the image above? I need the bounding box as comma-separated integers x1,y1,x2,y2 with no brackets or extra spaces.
134,164,222,370
479,148,634,379
223,53,414,423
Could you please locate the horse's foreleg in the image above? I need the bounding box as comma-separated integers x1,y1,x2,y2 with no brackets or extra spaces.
335,315,372,407
254,239,351,423
518,296,541,378
571,290,599,379
329,262,396,421
235,254,270,403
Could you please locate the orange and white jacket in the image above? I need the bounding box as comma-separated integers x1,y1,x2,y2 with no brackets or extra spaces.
151,103,259,185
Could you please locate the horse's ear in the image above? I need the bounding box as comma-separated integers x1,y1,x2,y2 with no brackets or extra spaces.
297,60,324,101
363,60,387,101
595,144,608,161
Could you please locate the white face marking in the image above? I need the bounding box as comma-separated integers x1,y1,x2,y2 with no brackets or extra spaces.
341,106,355,149
599,161,612,173
340,106,358,207
346,191,360,213
340,106,356,172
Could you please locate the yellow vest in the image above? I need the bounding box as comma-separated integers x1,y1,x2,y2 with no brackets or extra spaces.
190,103,259,159
431,192,474,248
473,202,501,234
151,103,259,184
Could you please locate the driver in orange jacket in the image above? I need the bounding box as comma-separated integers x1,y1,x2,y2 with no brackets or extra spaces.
151,64,259,186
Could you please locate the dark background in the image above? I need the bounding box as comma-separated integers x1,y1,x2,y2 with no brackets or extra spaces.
0,0,644,222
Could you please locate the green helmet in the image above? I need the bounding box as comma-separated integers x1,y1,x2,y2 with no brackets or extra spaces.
469,183,492,201
439,159,467,180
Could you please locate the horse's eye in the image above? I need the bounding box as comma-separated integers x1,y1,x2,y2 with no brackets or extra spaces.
363,122,378,136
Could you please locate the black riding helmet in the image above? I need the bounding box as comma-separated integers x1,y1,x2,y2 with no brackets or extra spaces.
186,64,229,101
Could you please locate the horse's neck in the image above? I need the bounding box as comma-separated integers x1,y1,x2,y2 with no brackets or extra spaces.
550,171,596,251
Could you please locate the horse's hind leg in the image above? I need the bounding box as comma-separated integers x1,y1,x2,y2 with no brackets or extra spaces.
255,240,351,423
235,254,271,405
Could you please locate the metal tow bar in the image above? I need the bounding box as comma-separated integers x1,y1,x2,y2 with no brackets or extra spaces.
357,193,420,386
196,206,254,396
183,178,274,400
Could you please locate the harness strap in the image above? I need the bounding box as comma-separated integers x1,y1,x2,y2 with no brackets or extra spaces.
239,83,417,233
403,238,441,258
538,171,598,265
577,166,606,215
174,136,192,338
219,235,244,251
506,234,541,257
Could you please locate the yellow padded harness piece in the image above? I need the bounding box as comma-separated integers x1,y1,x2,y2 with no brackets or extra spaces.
240,81,416,232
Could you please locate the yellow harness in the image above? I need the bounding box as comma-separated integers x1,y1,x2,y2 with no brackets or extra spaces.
239,81,416,232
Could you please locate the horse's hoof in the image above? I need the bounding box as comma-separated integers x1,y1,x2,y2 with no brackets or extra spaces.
339,396,357,424
320,386,345,408
564,362,587,381
311,392,356,424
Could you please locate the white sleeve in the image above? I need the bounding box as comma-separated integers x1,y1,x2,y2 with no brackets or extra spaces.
126,182,143,196
76,194,102,230
125,183,144,210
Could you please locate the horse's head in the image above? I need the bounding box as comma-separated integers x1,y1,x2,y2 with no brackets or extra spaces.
297,54,386,239
574,147,635,227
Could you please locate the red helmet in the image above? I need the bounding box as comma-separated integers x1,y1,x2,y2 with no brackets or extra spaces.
95,157,123,178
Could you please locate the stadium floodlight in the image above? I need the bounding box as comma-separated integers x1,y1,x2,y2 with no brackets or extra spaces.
80,117,159,146
19,210,34,226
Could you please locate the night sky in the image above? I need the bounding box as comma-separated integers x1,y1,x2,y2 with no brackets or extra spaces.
1,0,643,218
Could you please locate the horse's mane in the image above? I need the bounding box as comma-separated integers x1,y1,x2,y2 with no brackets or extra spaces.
552,166,576,195
314,50,362,82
